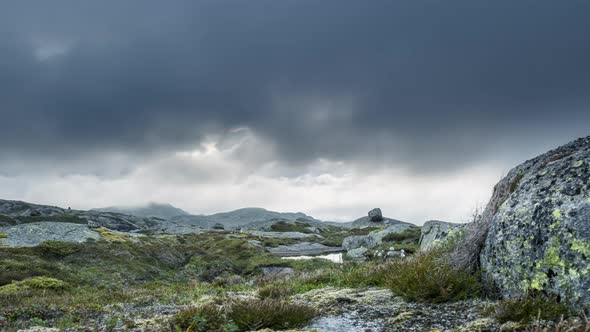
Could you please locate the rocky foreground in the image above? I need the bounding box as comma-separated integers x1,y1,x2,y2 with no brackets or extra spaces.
1,135,590,332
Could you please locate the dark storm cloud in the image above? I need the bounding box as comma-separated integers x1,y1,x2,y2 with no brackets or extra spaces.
1,0,590,175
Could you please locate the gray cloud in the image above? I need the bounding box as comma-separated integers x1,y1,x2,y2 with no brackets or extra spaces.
1,0,590,177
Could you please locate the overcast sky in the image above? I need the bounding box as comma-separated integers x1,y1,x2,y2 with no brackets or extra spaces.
1,1,589,224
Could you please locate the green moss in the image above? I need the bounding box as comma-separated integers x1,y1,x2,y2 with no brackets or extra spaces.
552,208,562,221
0,277,67,298
0,233,8,239
571,238,590,256
92,227,130,242
20,276,67,290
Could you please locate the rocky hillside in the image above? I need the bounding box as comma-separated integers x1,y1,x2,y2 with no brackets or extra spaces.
0,199,203,243
92,202,190,219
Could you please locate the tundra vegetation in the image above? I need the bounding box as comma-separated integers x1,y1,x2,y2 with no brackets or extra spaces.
3,134,590,331
0,226,584,331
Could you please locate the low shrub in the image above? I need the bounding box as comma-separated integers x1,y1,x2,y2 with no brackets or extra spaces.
0,276,67,298
92,227,130,242
172,302,234,332
484,294,572,323
36,241,81,258
20,276,67,290
384,249,480,303
257,284,293,299
171,298,315,332
228,298,316,331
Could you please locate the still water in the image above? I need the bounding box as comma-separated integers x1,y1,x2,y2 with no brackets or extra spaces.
282,252,343,263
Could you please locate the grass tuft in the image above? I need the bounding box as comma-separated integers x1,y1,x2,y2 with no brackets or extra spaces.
172,298,316,332
257,284,293,299
484,294,572,323
384,249,480,303
228,298,316,331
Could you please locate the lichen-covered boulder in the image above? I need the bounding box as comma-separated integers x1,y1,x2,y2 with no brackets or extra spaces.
419,220,463,251
343,223,414,251
480,136,590,309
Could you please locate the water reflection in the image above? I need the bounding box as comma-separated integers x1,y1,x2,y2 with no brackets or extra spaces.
283,252,343,263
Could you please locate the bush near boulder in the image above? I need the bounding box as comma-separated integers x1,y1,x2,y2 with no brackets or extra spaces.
483,293,572,323
385,249,480,303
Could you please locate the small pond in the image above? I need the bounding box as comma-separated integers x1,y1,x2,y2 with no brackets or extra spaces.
282,252,343,263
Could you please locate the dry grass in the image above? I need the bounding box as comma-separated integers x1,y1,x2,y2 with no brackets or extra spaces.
525,315,590,332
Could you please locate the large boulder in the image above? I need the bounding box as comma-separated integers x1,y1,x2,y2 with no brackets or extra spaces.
479,136,590,309
343,224,415,251
368,208,383,222
419,220,463,251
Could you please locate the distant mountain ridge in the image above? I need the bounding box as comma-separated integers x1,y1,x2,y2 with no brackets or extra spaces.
92,204,322,229
1,199,417,236
93,203,190,219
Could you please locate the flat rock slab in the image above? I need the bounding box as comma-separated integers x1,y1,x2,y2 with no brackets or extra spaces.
269,242,342,256
246,231,315,239
0,222,100,247
293,288,500,332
